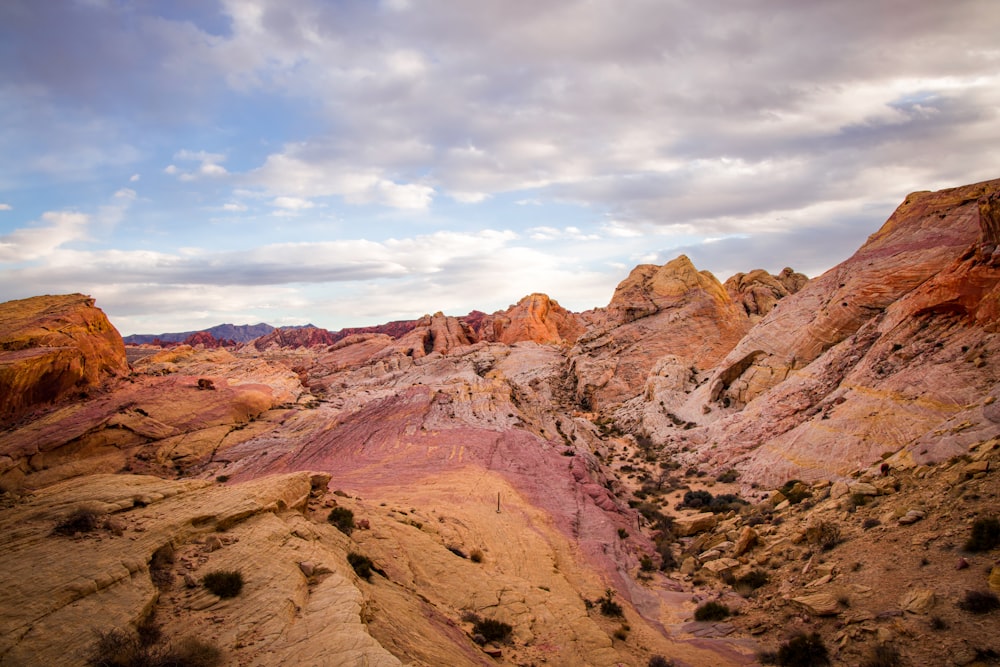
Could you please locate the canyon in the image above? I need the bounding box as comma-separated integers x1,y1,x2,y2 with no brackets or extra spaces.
1,178,999,666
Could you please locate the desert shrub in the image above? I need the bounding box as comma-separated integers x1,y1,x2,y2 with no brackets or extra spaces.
327,507,355,535
806,521,842,551
599,589,623,617
734,569,769,596
613,625,629,640
958,590,1000,614
964,516,1000,552
201,570,243,598
849,493,870,507
640,555,655,572
618,528,629,539
929,615,948,630
53,508,104,536
862,517,880,530
716,469,739,483
656,541,678,571
648,657,674,667
708,493,748,513
693,601,731,621
472,617,512,643
149,544,175,590
347,552,374,580
778,480,812,505
470,549,484,563
681,490,713,509
863,644,902,667
775,632,829,666
214,475,229,483
87,628,221,667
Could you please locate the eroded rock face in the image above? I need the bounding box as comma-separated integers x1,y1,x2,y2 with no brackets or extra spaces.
477,293,585,345
0,294,128,424
673,178,1000,484
724,267,808,323
570,255,751,409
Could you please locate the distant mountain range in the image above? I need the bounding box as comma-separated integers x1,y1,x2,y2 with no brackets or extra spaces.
122,322,280,344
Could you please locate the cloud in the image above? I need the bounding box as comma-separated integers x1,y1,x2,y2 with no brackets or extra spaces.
167,149,228,181
0,204,11,211
272,196,315,211
248,145,435,210
0,211,89,262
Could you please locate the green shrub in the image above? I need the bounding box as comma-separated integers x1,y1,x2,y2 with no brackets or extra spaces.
775,632,829,666
53,508,104,536
327,507,355,535
693,601,731,621
648,657,674,667
598,589,623,617
618,527,629,539
964,516,1000,552
347,552,374,580
639,555,655,572
472,617,512,643
201,570,243,598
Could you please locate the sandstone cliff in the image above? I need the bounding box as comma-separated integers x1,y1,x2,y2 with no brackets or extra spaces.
0,294,128,424
569,255,752,410
657,178,1000,484
724,267,808,323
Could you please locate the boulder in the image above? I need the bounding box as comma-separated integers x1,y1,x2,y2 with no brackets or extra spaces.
791,593,841,616
732,526,758,557
900,588,936,613
674,512,719,537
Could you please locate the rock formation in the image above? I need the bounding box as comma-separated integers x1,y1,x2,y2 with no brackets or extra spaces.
0,294,128,423
724,267,808,323
3,177,1000,666
569,255,752,410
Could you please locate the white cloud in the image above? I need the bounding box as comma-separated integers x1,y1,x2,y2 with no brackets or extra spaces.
129,173,140,182
167,149,228,180
272,196,316,211
0,211,89,262
0,204,11,211
222,202,248,212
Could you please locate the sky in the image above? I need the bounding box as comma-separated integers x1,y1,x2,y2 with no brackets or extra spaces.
1,1,998,336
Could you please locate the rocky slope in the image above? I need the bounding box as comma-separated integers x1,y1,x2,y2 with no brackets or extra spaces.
1,178,999,666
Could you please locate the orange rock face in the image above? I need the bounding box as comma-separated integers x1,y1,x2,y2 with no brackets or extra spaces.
671,178,1000,483
0,294,128,424
570,255,751,409
477,293,585,345
724,267,808,323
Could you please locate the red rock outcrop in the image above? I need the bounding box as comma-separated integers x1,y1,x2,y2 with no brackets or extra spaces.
476,293,585,345
251,325,337,350
570,255,751,409
667,178,1000,484
724,267,808,323
391,312,479,358
0,294,128,424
